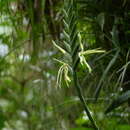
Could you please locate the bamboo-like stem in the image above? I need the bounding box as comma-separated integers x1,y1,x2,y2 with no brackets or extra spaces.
72,68,99,130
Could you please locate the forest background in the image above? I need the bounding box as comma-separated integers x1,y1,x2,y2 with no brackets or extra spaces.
0,0,130,130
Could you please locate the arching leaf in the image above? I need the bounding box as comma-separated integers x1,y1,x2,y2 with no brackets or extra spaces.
105,90,130,114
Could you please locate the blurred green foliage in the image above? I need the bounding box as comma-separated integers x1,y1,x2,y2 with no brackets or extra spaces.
0,0,130,130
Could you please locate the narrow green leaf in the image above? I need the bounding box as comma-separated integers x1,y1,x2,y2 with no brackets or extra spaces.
63,19,69,31
63,40,71,53
105,90,130,114
63,9,68,18
71,31,78,48
63,30,70,41
80,49,105,55
72,44,80,60
52,40,67,54
94,50,120,100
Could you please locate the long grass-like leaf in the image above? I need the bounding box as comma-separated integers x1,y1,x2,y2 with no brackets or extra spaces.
94,50,120,100
105,90,130,114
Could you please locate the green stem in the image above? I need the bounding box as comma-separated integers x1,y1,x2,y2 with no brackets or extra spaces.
73,70,99,130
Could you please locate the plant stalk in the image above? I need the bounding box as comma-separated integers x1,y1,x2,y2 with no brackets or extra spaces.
73,70,99,130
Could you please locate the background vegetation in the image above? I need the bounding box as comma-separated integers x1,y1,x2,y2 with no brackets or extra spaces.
0,0,130,130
